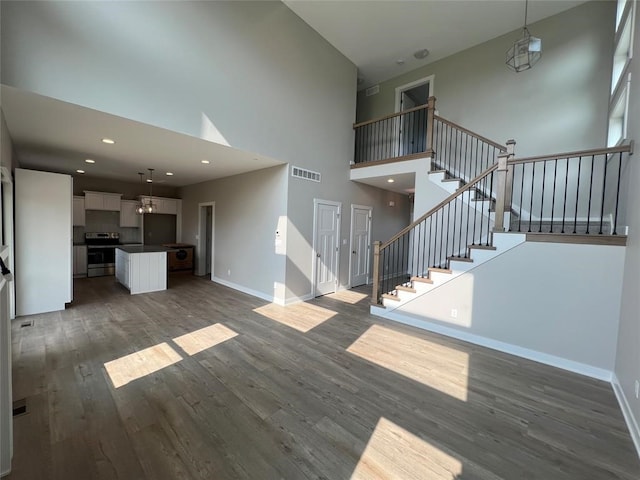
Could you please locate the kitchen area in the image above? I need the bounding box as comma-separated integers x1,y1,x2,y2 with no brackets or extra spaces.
72,189,194,293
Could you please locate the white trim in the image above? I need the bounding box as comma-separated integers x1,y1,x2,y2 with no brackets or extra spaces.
311,198,342,297
212,276,274,303
372,307,613,382
394,74,435,112
612,373,640,460
348,204,373,288
196,202,215,278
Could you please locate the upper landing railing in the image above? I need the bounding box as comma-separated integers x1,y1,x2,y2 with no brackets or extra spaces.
352,97,506,182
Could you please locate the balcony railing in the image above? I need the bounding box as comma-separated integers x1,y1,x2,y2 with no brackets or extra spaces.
353,97,506,184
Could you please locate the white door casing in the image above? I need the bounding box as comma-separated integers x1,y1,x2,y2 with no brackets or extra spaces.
312,199,341,297
349,205,372,287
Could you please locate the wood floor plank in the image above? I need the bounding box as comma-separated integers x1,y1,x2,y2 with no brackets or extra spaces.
6,275,639,480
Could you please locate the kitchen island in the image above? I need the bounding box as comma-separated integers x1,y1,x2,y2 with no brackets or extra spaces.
115,245,174,295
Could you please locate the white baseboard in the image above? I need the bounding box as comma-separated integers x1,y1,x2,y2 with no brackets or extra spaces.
211,277,315,306
373,308,613,382
211,276,274,303
612,373,640,460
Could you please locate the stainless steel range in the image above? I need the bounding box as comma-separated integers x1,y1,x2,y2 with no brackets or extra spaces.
86,232,119,277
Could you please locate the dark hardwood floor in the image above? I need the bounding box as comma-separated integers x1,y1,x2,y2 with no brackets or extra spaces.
8,274,640,479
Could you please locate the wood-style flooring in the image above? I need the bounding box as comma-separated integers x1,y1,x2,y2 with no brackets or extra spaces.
8,274,640,479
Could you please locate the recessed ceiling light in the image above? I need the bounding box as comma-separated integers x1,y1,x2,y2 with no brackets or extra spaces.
146,179,153,183
396,58,405,65
85,159,95,164
413,49,430,60
166,172,174,176
76,169,85,174
101,138,115,144
201,160,210,164
387,178,395,183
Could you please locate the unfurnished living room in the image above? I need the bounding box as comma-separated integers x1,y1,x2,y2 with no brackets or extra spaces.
1,1,639,479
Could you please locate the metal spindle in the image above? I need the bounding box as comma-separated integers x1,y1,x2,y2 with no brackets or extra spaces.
518,164,524,232
561,158,569,233
573,157,582,234
539,161,546,233
586,155,594,234
599,154,608,234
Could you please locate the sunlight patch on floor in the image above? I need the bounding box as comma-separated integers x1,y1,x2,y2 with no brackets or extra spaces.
351,417,462,480
347,324,469,401
173,323,238,356
253,302,337,333
325,290,368,304
104,342,182,388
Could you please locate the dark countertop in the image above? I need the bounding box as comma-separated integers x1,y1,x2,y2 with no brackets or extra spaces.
117,245,176,254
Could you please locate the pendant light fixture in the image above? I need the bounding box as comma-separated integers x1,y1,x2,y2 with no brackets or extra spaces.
145,168,156,214
135,169,156,214
136,172,146,215
506,0,542,72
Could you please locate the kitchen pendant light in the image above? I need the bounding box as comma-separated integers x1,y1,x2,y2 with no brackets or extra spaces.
145,168,156,214
136,173,146,215
506,0,542,72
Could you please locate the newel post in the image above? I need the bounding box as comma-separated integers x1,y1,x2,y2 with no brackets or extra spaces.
494,140,516,233
426,96,437,156
371,241,382,305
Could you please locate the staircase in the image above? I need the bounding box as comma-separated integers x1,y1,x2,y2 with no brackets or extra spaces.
370,141,632,307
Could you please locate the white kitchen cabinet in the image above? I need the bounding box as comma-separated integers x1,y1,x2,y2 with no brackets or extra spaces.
73,196,85,226
120,200,141,227
139,195,180,215
73,245,87,277
84,191,122,211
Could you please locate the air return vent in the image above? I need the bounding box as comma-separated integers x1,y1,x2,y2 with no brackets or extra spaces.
365,85,380,96
291,166,321,183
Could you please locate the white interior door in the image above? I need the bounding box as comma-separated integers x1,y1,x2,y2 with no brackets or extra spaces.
314,200,340,297
350,205,372,287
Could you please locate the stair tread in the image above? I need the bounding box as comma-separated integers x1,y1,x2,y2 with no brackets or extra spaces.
395,285,416,293
441,178,462,183
382,293,401,301
447,256,473,263
411,276,434,284
469,244,496,250
429,169,447,174
428,267,452,274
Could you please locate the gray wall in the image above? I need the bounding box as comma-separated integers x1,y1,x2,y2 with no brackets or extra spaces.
615,1,640,450
0,1,356,166
180,166,289,300
389,241,626,376
0,112,16,172
356,1,614,158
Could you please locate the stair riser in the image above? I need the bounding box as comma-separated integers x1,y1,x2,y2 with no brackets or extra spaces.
412,282,436,294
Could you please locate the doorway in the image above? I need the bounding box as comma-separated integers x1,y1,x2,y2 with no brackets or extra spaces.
312,199,341,297
395,76,434,156
349,205,372,288
197,202,215,278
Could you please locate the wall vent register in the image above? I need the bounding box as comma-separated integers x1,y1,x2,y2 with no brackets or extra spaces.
292,166,321,183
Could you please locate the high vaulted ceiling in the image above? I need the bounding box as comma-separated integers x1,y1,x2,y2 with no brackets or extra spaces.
2,1,586,190
283,0,586,89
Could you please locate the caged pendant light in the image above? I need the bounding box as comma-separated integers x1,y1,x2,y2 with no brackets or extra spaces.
135,169,156,214
506,0,542,72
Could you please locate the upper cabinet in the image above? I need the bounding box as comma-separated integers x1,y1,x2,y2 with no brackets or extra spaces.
120,200,141,227
84,191,122,211
73,196,85,226
139,196,181,215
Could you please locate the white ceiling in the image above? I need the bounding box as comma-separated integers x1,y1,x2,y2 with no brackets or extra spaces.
2,1,586,193
352,172,416,196
283,0,586,89
1,86,283,187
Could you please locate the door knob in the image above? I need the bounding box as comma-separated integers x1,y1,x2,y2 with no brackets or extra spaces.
317,253,321,257
352,251,356,254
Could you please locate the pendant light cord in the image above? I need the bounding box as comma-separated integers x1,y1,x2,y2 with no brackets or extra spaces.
524,0,529,27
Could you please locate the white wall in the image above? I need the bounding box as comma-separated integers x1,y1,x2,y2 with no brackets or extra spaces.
615,0,640,455
356,1,615,158
15,169,72,315
383,241,625,378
